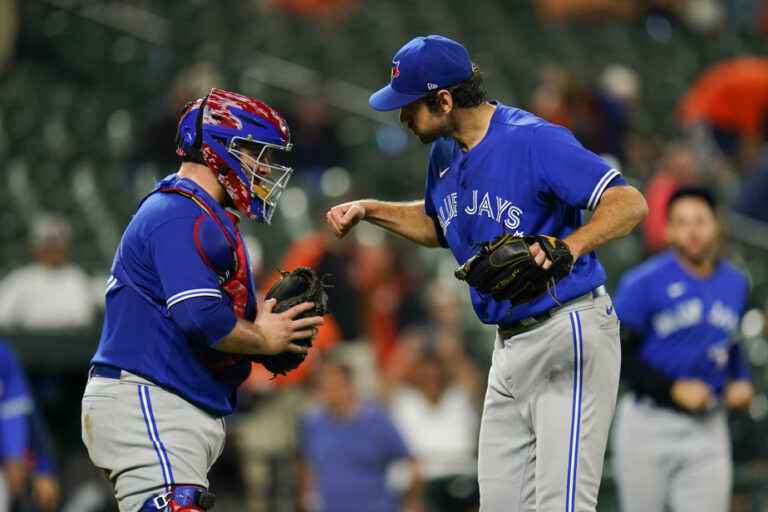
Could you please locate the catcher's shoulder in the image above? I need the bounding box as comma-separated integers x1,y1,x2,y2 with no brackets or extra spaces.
139,191,200,218
194,215,234,273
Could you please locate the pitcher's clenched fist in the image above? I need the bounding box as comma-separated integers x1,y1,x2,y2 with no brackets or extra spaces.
326,201,367,238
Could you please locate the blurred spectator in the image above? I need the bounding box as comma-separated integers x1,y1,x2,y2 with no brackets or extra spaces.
679,57,768,163
530,67,631,164
0,338,59,512
642,142,700,253
385,335,481,511
0,215,99,331
287,95,346,180
130,62,222,176
266,0,358,23
734,120,768,223
298,359,422,512
384,280,481,512
353,238,424,375
535,0,636,22
536,0,725,31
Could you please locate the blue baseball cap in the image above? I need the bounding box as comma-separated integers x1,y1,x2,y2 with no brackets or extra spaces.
369,35,473,112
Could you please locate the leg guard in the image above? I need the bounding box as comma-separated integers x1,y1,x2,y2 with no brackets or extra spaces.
139,485,216,511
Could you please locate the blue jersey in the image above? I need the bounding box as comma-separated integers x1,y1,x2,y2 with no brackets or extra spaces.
424,103,624,324
0,340,33,463
614,251,750,395
92,174,256,416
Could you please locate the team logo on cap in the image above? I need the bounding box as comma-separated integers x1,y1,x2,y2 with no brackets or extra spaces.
391,60,400,81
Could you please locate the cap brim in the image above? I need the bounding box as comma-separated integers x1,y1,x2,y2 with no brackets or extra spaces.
369,84,426,112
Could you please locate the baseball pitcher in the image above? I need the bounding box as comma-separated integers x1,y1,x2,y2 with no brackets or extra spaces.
326,35,648,511
81,88,325,511
612,186,753,512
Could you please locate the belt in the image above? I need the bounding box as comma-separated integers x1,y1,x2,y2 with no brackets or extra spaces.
497,285,608,339
89,363,122,380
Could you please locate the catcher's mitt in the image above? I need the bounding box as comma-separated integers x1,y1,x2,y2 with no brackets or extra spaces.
454,234,573,306
251,267,329,376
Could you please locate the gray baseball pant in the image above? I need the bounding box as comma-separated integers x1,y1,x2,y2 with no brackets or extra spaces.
613,395,732,512
81,370,225,512
478,293,620,512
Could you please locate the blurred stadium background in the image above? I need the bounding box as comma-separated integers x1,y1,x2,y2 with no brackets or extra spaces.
1,0,768,510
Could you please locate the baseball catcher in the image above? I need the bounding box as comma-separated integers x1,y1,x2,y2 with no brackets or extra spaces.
252,267,329,376
455,234,574,305
81,88,324,512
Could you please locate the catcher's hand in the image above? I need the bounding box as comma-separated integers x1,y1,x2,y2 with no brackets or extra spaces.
454,234,573,306
251,267,330,376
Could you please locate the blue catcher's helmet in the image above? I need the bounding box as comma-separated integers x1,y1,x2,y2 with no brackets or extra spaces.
176,88,293,223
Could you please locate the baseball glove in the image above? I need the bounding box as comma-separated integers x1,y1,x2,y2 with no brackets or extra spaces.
251,267,329,377
454,234,574,306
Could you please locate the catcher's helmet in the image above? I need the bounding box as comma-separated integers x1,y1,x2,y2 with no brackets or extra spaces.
176,88,293,223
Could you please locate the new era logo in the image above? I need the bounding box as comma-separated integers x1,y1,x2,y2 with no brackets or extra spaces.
391,60,400,81
426,82,438,90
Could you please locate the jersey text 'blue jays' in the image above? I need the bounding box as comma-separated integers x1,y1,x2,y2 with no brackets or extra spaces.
424,102,624,324
614,250,750,394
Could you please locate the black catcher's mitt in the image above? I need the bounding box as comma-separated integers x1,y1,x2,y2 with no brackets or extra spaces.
454,234,574,306
251,267,329,376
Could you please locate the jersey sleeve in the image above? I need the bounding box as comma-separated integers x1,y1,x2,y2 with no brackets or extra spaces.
530,125,625,211
613,271,651,335
423,144,449,248
30,407,56,475
149,216,237,346
0,343,32,461
727,275,752,381
726,342,751,381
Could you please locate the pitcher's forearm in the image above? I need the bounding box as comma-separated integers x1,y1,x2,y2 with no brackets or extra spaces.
565,186,648,258
360,199,442,247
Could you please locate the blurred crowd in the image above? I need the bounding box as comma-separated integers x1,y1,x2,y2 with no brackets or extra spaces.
1,0,768,511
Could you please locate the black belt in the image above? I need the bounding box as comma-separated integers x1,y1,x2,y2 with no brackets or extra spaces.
89,363,122,379
497,285,608,339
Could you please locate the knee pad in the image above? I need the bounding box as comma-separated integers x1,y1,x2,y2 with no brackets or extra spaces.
139,485,216,511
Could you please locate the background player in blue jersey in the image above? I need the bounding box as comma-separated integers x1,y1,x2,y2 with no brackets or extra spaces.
0,338,58,512
327,35,647,511
612,186,754,512
81,88,324,512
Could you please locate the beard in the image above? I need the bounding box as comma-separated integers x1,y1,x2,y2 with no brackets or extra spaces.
415,124,452,145
417,132,439,145
409,115,454,145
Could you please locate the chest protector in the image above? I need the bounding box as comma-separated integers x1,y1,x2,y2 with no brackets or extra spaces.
158,186,253,321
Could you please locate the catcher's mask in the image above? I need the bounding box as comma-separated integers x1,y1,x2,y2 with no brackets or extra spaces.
175,87,293,224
